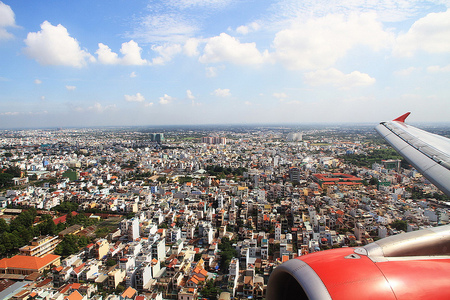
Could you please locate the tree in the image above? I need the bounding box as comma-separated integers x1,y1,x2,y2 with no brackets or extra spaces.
391,220,407,231
200,279,219,300
52,201,79,213
218,237,237,273
0,219,8,233
5,166,22,177
157,176,167,183
39,214,57,235
0,173,13,188
55,235,90,258
193,253,203,262
9,209,37,232
106,259,117,267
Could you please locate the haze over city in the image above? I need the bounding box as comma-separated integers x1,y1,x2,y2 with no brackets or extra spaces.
0,0,449,128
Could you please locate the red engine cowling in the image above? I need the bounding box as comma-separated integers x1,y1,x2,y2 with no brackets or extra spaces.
266,225,450,300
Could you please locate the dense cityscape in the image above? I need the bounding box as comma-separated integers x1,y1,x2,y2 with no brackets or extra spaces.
0,124,449,300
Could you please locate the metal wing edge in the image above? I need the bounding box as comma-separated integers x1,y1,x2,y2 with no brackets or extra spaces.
375,122,450,196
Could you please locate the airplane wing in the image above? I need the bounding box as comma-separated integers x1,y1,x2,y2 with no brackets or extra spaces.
375,112,450,196
266,114,450,300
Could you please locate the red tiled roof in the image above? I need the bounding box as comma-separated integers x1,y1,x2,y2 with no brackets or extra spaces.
0,254,60,271
53,211,79,225
36,278,52,287
54,266,63,272
72,263,85,274
188,276,199,284
121,286,137,299
65,290,83,300
71,283,81,290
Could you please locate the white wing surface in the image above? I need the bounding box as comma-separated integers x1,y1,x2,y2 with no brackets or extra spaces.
375,113,450,196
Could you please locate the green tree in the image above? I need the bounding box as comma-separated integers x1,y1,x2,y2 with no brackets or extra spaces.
52,201,79,213
157,176,167,183
54,235,90,258
9,209,37,232
39,214,57,235
0,219,9,233
5,166,22,177
200,279,219,300
218,237,237,273
106,259,117,267
391,220,407,231
0,173,13,188
369,177,379,185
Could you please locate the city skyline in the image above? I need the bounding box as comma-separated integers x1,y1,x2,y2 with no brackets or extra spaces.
0,0,449,128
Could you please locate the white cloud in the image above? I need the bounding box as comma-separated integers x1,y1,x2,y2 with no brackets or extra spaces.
0,111,48,116
0,1,16,40
199,33,268,65
131,1,236,44
267,0,440,24
0,111,19,116
212,88,231,97
130,71,137,78
40,96,45,101
87,102,117,113
65,85,76,91
394,67,419,76
159,94,174,104
184,38,200,56
394,10,450,57
206,66,218,77
186,90,195,99
187,90,200,106
145,102,154,107
304,68,376,89
167,0,234,9
125,93,145,102
34,79,42,84
244,101,252,105
272,13,392,70
151,43,182,65
96,40,148,65
24,21,94,67
273,92,288,99
236,22,261,35
283,100,301,105
96,43,120,64
427,64,450,73
121,40,148,65
130,14,199,43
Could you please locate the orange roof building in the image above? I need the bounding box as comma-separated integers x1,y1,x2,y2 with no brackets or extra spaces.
312,173,363,188
64,290,83,300
121,286,137,299
0,254,60,275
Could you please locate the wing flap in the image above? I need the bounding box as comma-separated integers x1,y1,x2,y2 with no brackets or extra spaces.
376,115,450,196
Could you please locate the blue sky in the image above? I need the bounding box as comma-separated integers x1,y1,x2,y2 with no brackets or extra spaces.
0,0,449,128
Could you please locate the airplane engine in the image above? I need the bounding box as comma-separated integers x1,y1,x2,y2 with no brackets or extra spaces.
266,224,450,300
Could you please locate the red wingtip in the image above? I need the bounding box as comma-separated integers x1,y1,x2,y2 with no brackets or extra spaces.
393,112,411,123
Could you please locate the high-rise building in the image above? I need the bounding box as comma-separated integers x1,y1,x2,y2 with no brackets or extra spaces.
289,167,301,183
287,132,303,141
155,133,164,143
202,136,226,145
121,218,140,241
150,133,164,143
381,159,401,172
